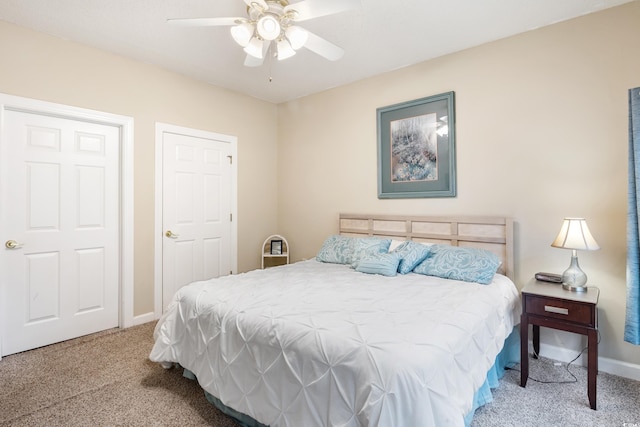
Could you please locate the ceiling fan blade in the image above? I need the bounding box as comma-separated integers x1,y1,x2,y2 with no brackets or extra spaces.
167,17,240,27
244,54,265,67
303,31,344,61
285,0,360,22
243,0,268,10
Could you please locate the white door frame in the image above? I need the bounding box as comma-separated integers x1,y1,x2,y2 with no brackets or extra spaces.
0,94,135,360
154,123,237,318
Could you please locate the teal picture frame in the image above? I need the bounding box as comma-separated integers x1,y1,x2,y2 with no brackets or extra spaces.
377,91,456,198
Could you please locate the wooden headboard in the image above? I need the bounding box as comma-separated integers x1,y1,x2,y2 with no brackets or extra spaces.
339,213,514,281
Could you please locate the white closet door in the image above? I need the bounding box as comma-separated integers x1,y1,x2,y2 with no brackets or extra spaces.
1,110,120,355
161,129,233,311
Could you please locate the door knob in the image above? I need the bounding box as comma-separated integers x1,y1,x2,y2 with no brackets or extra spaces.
5,240,24,249
165,230,179,238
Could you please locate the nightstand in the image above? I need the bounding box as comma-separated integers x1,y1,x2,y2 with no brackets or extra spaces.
520,280,599,409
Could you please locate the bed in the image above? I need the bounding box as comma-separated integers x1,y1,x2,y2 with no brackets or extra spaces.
150,214,521,426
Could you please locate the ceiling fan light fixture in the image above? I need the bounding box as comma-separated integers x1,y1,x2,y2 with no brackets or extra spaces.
285,25,308,50
256,15,281,41
230,22,254,47
277,38,296,60
244,37,264,59
168,0,359,67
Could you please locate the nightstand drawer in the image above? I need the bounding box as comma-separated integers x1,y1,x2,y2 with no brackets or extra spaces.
525,295,595,327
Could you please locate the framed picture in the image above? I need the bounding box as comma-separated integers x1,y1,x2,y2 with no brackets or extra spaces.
270,239,283,255
377,91,456,198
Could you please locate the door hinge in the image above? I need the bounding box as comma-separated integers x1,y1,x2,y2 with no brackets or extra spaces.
230,213,233,222
227,155,233,164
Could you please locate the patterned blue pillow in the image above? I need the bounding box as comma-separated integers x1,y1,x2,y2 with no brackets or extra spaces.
351,238,391,267
392,241,432,274
316,235,354,264
412,244,501,284
355,252,401,277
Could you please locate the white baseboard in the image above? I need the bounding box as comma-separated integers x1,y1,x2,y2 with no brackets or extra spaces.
598,356,640,381
132,311,156,326
530,341,640,381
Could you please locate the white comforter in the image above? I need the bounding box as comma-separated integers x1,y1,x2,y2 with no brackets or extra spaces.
150,259,520,427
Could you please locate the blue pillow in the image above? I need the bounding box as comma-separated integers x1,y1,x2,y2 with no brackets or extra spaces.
351,237,391,266
316,235,354,264
392,241,432,274
412,244,501,284
354,252,400,277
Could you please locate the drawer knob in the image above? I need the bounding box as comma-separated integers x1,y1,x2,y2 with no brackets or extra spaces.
544,305,569,315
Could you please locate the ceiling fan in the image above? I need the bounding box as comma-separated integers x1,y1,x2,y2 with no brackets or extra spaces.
168,0,360,67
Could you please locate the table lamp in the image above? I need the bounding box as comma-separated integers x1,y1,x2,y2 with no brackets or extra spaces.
550,217,600,292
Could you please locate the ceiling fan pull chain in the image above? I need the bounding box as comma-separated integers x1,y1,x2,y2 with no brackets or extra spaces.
267,42,275,83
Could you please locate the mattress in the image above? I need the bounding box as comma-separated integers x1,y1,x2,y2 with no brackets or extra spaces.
150,259,521,426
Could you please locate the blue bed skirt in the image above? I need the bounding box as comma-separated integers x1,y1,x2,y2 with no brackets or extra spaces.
184,327,520,427
463,327,520,426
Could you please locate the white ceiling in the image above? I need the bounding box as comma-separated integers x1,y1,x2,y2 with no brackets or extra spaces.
0,0,633,103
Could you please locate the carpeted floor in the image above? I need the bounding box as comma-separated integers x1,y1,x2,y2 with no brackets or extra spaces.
0,322,236,426
471,355,640,427
1,321,639,426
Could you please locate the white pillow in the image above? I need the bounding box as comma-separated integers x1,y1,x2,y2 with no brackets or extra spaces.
388,239,407,252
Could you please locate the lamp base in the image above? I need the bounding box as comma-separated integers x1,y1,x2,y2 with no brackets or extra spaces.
562,283,588,292
561,252,588,292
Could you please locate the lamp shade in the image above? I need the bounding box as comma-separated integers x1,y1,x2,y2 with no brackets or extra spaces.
230,23,254,47
285,26,308,50
256,15,281,41
244,37,264,59
277,38,296,60
551,218,600,251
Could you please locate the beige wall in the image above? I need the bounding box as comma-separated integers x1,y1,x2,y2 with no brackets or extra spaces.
0,21,279,316
1,2,639,368
278,2,640,366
